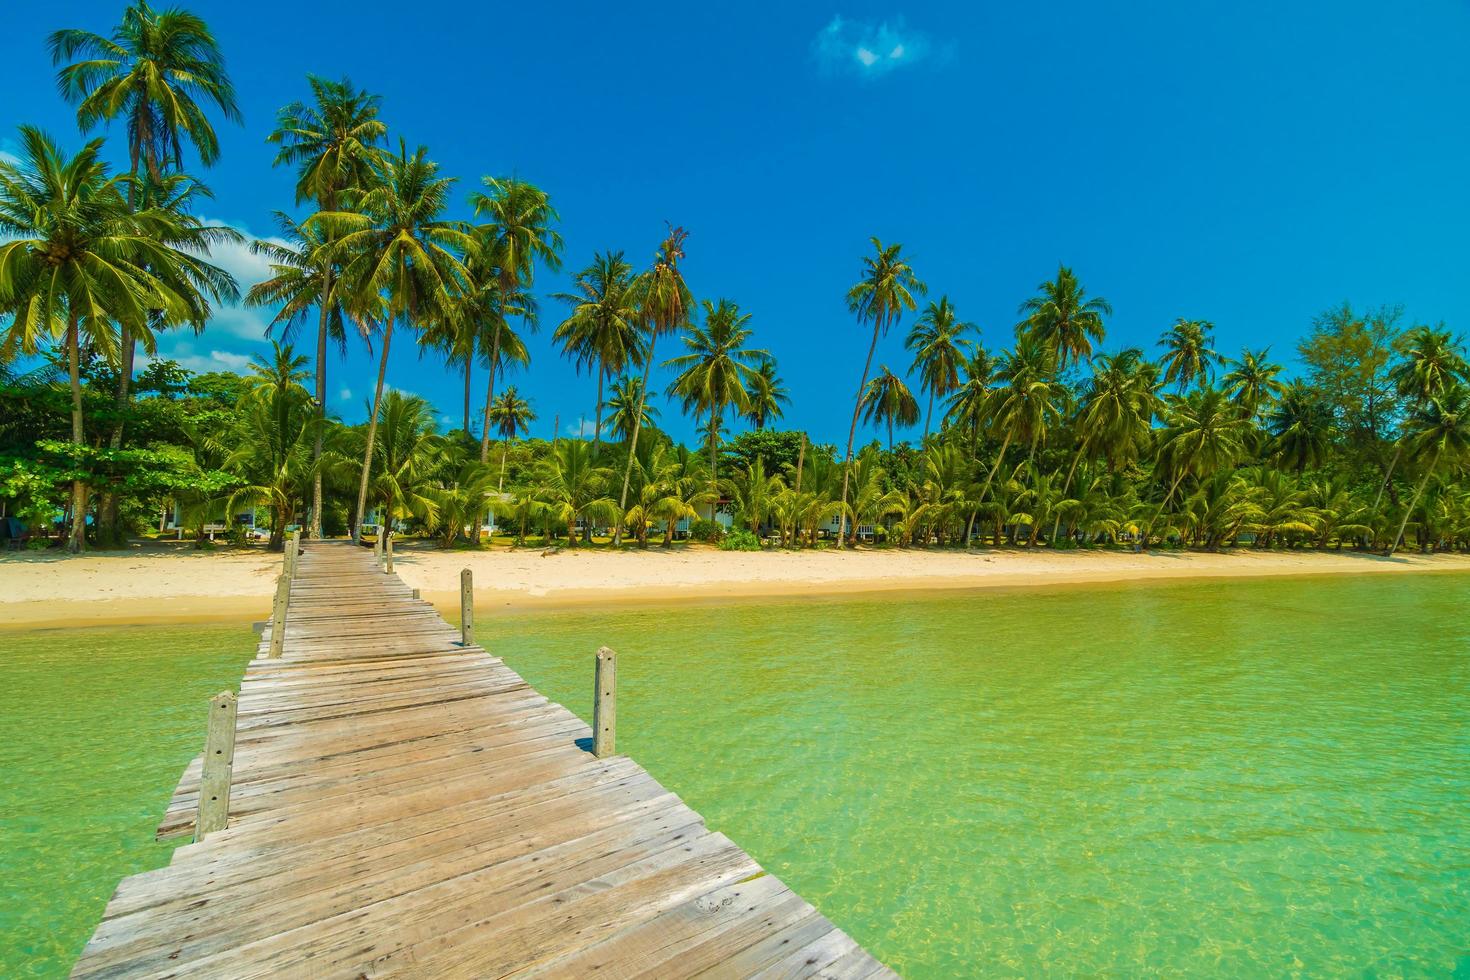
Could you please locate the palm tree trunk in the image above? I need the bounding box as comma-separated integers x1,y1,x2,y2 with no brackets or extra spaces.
837,320,883,549
1388,450,1440,556
66,310,87,554
463,356,472,437
1373,443,1402,512
977,431,1015,506
1142,468,1190,549
1050,432,1093,544
498,433,510,491
311,278,329,539
353,318,394,542
614,333,659,547
478,322,504,463
591,365,605,460
708,406,721,499
923,388,934,441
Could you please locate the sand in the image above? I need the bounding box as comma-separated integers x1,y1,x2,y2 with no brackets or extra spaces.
3,540,1469,630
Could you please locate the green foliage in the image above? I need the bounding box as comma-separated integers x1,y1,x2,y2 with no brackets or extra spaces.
718,529,762,551
688,519,723,542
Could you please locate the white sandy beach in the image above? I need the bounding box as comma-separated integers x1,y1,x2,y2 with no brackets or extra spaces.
3,542,1469,630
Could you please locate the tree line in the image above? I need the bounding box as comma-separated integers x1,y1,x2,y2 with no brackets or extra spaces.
3,2,1468,557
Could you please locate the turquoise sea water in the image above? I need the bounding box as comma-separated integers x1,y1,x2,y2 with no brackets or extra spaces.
2,574,1467,976
0,624,254,977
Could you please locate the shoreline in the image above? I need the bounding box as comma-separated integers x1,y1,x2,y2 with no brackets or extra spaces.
4,544,1470,631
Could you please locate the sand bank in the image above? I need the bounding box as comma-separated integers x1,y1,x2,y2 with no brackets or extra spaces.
4,542,1469,630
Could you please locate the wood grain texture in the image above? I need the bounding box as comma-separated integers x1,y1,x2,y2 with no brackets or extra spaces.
71,541,893,979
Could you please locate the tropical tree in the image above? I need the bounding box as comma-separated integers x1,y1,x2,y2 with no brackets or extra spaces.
744,361,790,430
859,366,920,450
552,251,642,458
488,386,536,489
426,461,497,547
1221,347,1286,419
0,127,238,551
469,176,562,462
978,335,1062,504
1158,318,1220,393
1388,384,1470,554
604,374,658,446
361,390,443,535
614,226,692,544
1268,381,1334,474
537,438,617,546
223,341,317,551
839,237,925,545
665,298,769,490
1146,387,1250,545
1016,264,1110,370
325,141,472,540
267,75,385,536
907,296,973,437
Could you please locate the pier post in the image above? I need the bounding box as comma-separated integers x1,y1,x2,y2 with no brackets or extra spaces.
287,528,301,579
195,690,238,842
384,532,394,574
593,646,617,758
460,569,474,647
412,587,421,599
374,530,383,564
268,573,290,659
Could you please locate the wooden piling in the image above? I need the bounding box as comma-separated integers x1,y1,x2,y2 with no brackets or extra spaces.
593,646,617,758
195,691,238,842
287,528,302,579
384,532,394,574
411,587,421,599
459,568,474,647
268,573,289,659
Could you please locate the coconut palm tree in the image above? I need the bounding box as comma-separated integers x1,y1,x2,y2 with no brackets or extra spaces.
665,298,770,490
488,386,536,490
1221,347,1286,419
1146,387,1250,546
364,390,443,535
0,127,238,551
944,346,997,451
978,335,1063,504
907,296,974,438
1268,381,1334,474
325,141,472,540
859,366,920,450
426,461,497,547
552,251,642,459
744,361,791,430
839,238,925,546
267,75,386,536
614,226,692,545
1374,325,1470,508
1016,264,1110,371
1388,383,1470,554
1158,318,1220,393
605,374,659,446
469,177,562,463
224,341,317,551
536,438,617,547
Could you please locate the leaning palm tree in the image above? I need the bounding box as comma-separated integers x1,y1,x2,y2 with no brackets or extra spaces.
1146,386,1250,546
838,237,925,546
860,366,920,450
744,360,791,430
551,251,642,458
1158,318,1220,393
665,298,770,491
0,127,238,551
469,176,562,463
1374,325,1470,509
267,75,386,536
614,226,692,545
907,296,974,438
1016,264,1110,371
325,141,473,540
488,386,536,490
1388,384,1470,555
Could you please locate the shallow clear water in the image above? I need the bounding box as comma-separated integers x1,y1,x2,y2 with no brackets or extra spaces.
0,624,255,977
484,574,1470,977
2,576,1467,977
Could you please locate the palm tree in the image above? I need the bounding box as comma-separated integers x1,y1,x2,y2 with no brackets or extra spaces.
907,296,974,437
859,366,920,450
536,439,617,547
267,75,386,537
978,335,1063,504
1016,264,1110,370
469,176,562,463
614,226,692,545
1221,347,1286,419
1158,318,1219,393
426,461,497,548
1146,387,1250,546
1375,325,1470,508
1388,384,1470,554
326,140,472,541
0,127,238,551
944,347,997,451
605,374,659,445
224,341,317,551
552,251,642,458
665,298,770,491
1267,381,1334,474
488,386,536,490
364,390,443,535
839,237,925,546
744,361,791,430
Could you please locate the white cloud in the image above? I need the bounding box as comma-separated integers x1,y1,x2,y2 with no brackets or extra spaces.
565,417,598,438
338,387,352,402
148,347,255,375
812,15,946,77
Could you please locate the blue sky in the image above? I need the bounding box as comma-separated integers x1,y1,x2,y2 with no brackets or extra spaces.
6,1,1470,445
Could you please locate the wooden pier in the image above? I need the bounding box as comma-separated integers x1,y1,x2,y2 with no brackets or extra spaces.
72,540,893,978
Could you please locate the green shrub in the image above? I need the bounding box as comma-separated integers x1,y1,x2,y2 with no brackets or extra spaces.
718,529,762,551
689,519,723,542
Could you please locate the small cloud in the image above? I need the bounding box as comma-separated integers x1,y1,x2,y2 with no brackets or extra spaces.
173,349,255,374
338,388,352,402
812,15,946,77
564,417,597,438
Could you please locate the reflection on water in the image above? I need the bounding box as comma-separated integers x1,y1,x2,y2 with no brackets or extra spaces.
486,574,1470,977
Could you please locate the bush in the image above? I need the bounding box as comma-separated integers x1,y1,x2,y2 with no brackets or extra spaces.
718,529,762,551
688,519,723,543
